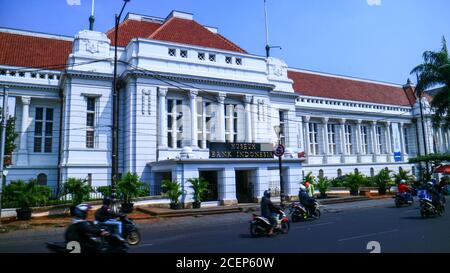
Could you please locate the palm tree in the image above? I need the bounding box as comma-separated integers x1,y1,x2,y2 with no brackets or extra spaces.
411,37,450,129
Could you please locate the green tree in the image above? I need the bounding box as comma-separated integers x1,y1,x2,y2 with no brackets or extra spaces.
373,169,392,195
62,177,93,205
3,179,51,209
161,180,185,208
394,169,413,184
117,172,144,204
411,37,450,129
188,177,209,203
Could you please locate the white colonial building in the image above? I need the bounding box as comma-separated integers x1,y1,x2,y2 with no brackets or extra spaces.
0,10,449,205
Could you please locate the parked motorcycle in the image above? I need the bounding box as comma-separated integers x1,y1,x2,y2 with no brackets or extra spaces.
95,216,141,246
288,201,321,222
46,222,128,253
250,209,290,237
394,192,414,207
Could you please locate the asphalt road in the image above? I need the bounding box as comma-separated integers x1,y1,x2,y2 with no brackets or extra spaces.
1,198,449,253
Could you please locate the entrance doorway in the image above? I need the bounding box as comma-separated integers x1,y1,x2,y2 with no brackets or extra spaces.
235,170,255,203
199,171,218,201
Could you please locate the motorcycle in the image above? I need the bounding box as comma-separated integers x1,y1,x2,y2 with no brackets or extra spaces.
46,222,128,253
95,216,141,246
394,192,414,207
288,201,321,222
250,209,290,237
418,190,445,218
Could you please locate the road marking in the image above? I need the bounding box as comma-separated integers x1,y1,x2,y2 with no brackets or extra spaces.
291,221,335,230
135,243,154,248
338,229,399,242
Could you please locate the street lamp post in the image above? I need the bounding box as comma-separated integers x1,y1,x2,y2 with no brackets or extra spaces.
0,85,8,226
111,0,130,213
273,126,285,205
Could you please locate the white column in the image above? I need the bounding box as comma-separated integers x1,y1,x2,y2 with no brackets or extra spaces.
303,116,310,156
446,129,450,152
216,93,226,142
201,101,207,149
339,118,346,163
438,126,445,153
189,89,198,148
322,117,329,155
171,98,177,148
226,104,234,142
385,122,392,162
399,123,407,159
16,96,30,166
244,95,253,143
158,87,168,149
371,121,378,154
356,119,363,162
322,117,329,164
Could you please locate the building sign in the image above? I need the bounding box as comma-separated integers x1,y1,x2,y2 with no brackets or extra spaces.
392,123,402,162
209,142,274,159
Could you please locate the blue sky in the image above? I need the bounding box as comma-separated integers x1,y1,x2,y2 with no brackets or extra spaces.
0,0,449,85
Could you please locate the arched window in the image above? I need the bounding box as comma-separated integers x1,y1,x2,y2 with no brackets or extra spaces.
370,168,375,177
354,168,359,174
319,169,324,178
37,173,47,186
337,169,342,177
399,167,403,173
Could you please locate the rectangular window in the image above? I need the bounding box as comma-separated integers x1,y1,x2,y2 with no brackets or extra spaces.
404,127,410,154
209,54,216,62
198,52,205,60
197,100,212,148
309,123,319,155
361,126,368,155
180,50,188,58
168,48,176,57
34,107,53,153
279,111,287,146
167,99,183,148
345,125,353,154
225,104,238,143
235,58,242,65
86,97,96,148
376,126,383,153
327,124,336,155
225,56,232,64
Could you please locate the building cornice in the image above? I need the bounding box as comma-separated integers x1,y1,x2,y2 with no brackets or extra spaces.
123,70,275,91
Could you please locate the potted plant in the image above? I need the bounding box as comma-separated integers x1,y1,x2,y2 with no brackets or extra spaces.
161,180,185,210
374,169,392,195
344,172,365,196
4,179,51,220
61,177,93,216
117,172,144,213
96,185,112,199
316,176,330,199
188,177,209,209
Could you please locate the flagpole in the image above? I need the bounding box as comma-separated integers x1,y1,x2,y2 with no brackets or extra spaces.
89,0,95,31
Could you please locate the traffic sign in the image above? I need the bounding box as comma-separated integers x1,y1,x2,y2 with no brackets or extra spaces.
274,144,285,157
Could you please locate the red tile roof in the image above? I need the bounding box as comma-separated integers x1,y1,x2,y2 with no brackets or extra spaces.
288,70,417,106
107,17,246,53
0,32,72,71
149,17,246,53
106,19,162,47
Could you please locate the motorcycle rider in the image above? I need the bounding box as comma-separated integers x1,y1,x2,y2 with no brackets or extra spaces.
398,179,412,202
66,204,110,251
425,180,444,211
95,196,126,239
298,184,317,218
260,189,280,236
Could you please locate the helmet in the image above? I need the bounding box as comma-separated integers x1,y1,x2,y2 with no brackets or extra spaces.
427,181,433,187
299,184,306,192
263,190,271,198
103,196,112,206
72,203,92,219
400,180,406,184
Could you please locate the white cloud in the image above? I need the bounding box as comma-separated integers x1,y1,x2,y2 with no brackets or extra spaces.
367,0,381,6
66,0,81,6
